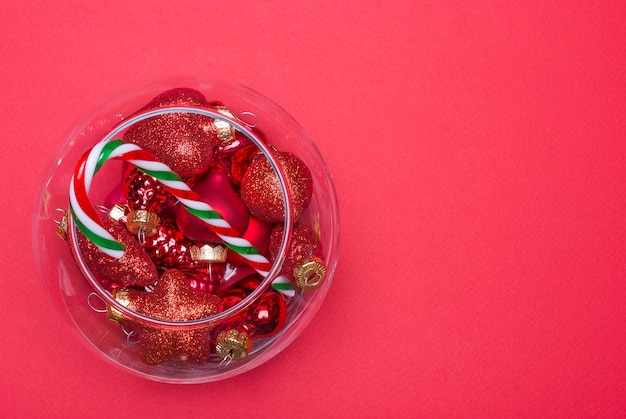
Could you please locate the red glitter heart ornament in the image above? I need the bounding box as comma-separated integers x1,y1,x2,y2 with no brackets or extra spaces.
77,218,158,289
123,88,220,180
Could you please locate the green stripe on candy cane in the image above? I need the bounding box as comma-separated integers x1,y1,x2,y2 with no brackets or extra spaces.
70,207,125,253
70,138,296,297
271,276,296,291
95,139,126,173
185,206,224,220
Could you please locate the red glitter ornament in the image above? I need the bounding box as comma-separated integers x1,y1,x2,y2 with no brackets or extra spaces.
240,152,313,223
77,218,158,289
111,269,221,365
123,88,220,180
269,223,323,280
175,167,250,243
145,87,211,108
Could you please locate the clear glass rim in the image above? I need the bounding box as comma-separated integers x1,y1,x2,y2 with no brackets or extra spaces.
66,105,294,328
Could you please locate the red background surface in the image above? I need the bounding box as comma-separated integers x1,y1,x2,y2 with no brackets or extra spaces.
2,1,626,416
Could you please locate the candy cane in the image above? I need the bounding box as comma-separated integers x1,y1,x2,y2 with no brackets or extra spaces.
69,138,296,297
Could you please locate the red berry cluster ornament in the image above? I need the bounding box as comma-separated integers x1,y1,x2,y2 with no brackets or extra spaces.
61,87,328,366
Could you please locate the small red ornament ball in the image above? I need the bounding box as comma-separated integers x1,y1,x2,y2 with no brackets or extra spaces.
245,291,287,338
123,88,219,180
240,152,313,223
212,275,286,340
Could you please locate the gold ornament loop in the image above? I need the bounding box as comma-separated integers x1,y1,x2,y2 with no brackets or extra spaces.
293,257,327,290
215,329,252,361
125,209,160,237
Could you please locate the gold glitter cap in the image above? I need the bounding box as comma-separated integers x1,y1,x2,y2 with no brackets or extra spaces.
107,288,132,325
107,203,128,223
293,256,327,290
189,244,228,263
215,329,252,361
56,211,69,240
213,105,237,145
125,209,160,237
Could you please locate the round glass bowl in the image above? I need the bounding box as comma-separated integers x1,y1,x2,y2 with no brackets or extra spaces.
32,78,339,383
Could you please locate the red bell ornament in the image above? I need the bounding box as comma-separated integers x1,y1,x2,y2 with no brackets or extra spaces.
123,167,176,213
122,167,172,239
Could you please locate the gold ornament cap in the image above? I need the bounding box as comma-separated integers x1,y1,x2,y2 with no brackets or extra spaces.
213,106,237,145
125,209,160,237
56,211,69,240
293,256,327,290
108,203,128,223
190,244,228,263
215,329,252,361
107,288,132,325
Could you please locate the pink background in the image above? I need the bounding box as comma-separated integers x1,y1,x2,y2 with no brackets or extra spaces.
2,1,626,416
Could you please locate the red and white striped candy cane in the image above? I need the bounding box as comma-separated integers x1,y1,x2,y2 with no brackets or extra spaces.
69,138,295,297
